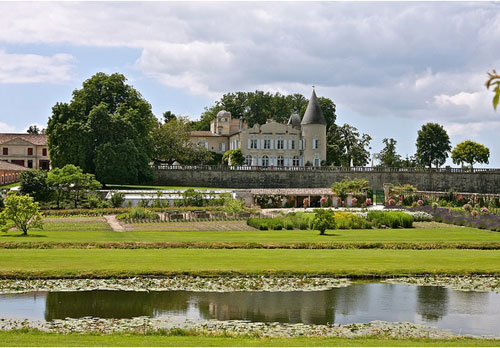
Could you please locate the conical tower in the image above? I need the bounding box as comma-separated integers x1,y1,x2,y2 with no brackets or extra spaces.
301,89,327,166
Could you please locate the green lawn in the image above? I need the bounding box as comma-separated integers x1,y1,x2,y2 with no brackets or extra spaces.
1,331,499,347
1,248,499,277
2,217,500,244
0,181,19,189
105,184,229,191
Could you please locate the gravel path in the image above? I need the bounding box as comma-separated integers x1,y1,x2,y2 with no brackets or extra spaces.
103,215,125,232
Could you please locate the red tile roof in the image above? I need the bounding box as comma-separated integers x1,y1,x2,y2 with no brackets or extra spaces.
0,160,28,171
0,133,47,146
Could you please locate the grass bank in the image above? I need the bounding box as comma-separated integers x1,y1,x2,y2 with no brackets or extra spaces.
0,331,499,347
0,248,499,278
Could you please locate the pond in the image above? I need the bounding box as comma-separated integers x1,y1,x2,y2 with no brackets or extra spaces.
1,282,499,337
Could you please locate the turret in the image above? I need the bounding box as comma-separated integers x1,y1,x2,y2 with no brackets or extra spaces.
301,89,327,166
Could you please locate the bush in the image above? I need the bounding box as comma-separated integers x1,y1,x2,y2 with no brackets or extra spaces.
367,211,413,228
334,212,372,229
110,191,125,208
117,207,159,221
312,209,336,235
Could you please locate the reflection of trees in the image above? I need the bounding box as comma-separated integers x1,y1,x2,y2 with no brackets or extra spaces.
416,286,449,322
45,291,191,321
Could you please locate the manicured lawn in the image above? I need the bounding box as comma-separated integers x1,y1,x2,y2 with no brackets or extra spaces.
0,248,499,277
2,217,500,244
1,331,499,347
106,184,229,191
0,181,19,189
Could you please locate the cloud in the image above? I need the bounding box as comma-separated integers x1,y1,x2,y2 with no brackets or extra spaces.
0,121,16,133
0,50,75,84
0,1,499,127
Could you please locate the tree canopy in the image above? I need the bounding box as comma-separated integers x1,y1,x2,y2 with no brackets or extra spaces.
327,124,372,166
46,72,157,184
415,123,451,168
0,192,43,235
451,140,490,169
190,91,337,130
152,117,213,165
374,138,402,167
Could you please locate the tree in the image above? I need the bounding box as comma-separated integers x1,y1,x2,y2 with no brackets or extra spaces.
0,192,43,235
163,110,177,123
451,140,490,170
222,149,245,165
415,123,451,168
152,117,213,165
327,124,372,166
374,138,402,167
46,72,156,184
312,209,336,235
26,125,41,134
19,170,51,202
486,69,500,110
46,164,101,209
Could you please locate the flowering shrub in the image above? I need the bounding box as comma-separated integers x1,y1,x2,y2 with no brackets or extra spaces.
351,197,358,205
320,196,327,207
471,210,478,217
417,200,424,206
303,198,310,207
481,207,489,214
463,204,472,212
388,199,396,206
366,198,372,206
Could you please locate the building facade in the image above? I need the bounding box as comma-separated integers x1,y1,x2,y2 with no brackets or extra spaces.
0,134,50,170
0,160,27,185
190,90,327,166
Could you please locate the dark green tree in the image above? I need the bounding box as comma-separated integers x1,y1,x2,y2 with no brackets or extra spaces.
451,140,490,170
374,138,402,167
26,125,41,134
46,72,156,184
19,170,51,202
327,124,372,166
222,149,245,165
415,123,451,168
162,111,177,123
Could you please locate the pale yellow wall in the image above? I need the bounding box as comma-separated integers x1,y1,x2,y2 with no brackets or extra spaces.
0,141,49,169
190,136,229,154
301,123,326,166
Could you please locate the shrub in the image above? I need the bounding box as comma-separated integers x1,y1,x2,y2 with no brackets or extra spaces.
367,211,413,228
117,207,159,221
110,191,126,208
312,209,336,235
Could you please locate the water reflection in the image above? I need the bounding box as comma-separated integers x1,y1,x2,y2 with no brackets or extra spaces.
1,282,499,336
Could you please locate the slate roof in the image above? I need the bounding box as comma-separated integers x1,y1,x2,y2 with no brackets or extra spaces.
287,113,301,128
0,160,28,171
190,131,225,137
0,133,47,145
301,90,327,125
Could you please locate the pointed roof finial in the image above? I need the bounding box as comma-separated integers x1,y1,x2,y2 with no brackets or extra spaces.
301,88,326,125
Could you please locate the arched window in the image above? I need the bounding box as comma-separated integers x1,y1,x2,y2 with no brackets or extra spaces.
245,155,252,166
262,155,269,167
292,156,300,166
277,155,284,166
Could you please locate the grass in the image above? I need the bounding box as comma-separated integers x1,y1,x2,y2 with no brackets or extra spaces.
105,184,229,191
1,331,500,347
0,248,499,277
0,181,19,189
2,217,500,244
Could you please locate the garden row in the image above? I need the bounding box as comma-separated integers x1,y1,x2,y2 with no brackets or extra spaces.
246,211,427,231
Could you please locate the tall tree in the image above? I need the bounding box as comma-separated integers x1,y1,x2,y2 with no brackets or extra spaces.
415,123,451,168
327,124,372,166
26,125,41,134
451,140,490,170
162,111,177,123
153,117,213,165
374,138,402,167
0,192,43,235
46,72,156,184
486,69,500,110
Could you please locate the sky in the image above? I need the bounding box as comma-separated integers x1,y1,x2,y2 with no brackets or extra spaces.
0,1,499,166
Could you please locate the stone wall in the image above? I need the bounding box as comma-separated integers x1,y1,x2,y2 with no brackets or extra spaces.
153,167,500,193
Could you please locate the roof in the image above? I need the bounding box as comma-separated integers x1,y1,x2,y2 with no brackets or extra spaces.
0,160,28,171
190,131,226,137
0,133,47,145
301,90,327,125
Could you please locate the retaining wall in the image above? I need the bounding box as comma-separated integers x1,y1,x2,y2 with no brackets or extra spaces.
153,166,500,193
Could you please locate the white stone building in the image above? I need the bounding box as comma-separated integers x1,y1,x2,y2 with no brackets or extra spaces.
190,90,327,167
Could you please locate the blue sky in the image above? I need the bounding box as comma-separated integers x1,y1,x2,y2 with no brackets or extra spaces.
0,2,499,166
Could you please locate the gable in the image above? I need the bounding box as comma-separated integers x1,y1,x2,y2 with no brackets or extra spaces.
2,138,35,146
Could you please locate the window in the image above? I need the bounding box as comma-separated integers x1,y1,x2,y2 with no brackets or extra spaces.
263,139,270,149
250,137,258,149
313,138,319,149
42,148,47,156
262,155,269,167
219,142,226,152
290,139,296,150
2,148,7,156
28,148,33,156
293,156,300,166
314,154,321,167
277,156,284,166
28,160,33,168
276,138,284,150
245,155,252,166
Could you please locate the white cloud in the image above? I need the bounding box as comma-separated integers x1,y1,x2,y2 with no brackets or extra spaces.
0,50,75,84
0,121,16,133
445,121,500,137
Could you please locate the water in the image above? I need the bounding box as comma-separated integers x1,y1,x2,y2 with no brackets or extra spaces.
1,282,499,336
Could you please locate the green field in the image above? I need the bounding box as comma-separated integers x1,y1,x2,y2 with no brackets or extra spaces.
1,248,499,277
2,217,500,244
0,331,499,347
0,181,19,189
